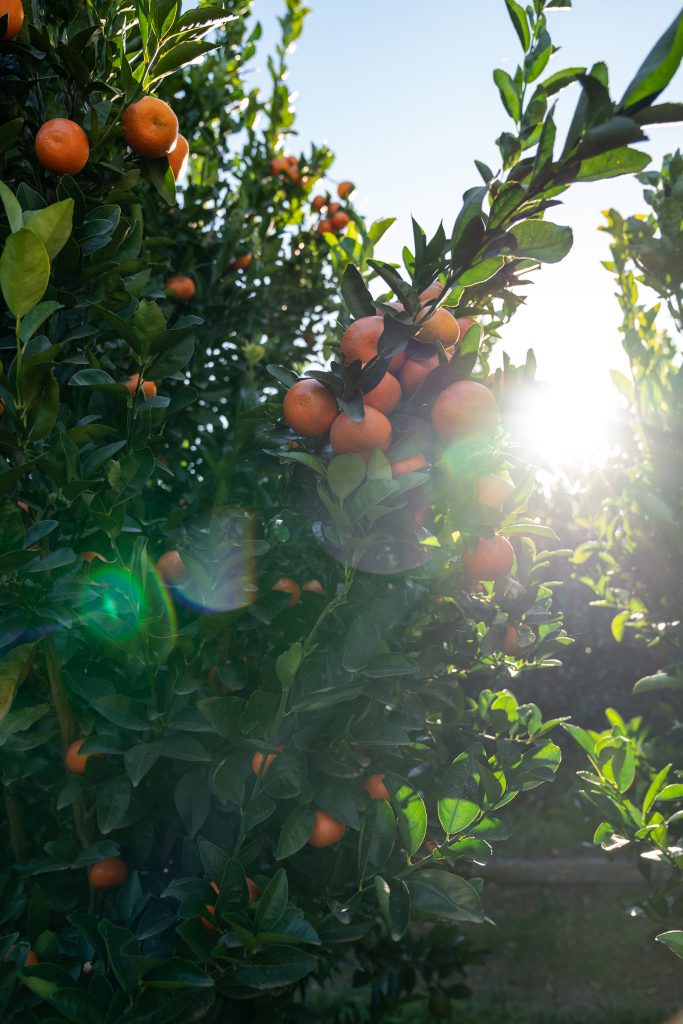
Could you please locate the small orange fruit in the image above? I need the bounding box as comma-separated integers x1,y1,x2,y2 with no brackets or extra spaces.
331,211,350,232
308,810,346,848
24,950,38,966
165,275,195,301
419,281,449,304
229,253,253,271
35,119,89,175
252,744,285,777
283,379,338,436
316,217,332,235
246,876,261,902
330,408,392,458
416,307,460,347
82,551,106,563
431,380,499,442
364,372,401,415
65,738,96,775
502,624,522,657
391,453,427,477
341,316,384,364
89,857,128,890
388,349,407,375
476,475,514,509
456,316,477,339
122,96,178,158
398,355,439,397
0,0,23,39
337,180,355,200
303,579,325,594
272,577,301,606
462,535,514,581
125,374,157,397
168,133,189,180
326,202,342,215
157,550,188,586
363,774,390,802
270,156,288,175
311,194,327,212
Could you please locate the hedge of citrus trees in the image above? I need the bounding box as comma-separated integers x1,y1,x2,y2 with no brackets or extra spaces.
0,0,682,1020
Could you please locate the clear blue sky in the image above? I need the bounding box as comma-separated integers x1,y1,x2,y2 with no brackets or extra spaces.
250,1,683,466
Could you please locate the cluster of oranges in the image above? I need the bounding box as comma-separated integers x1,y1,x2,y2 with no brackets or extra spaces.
282,282,517,584
269,154,309,188
311,180,354,235
31,92,189,181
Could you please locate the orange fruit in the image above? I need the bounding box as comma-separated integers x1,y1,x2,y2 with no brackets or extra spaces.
283,379,338,436
125,374,157,397
341,316,384,364
270,156,288,175
252,744,285,777
89,857,128,889
364,372,401,415
463,535,514,581
456,315,477,339
308,810,346,848
431,381,499,442
229,253,253,271
337,180,355,200
363,774,390,802
35,119,89,175
391,453,427,477
272,577,301,606
65,738,96,775
24,950,38,966
327,202,342,215
285,165,300,184
398,354,439,397
246,876,261,902
316,218,332,235
303,579,325,594
476,475,514,509
388,349,407,375
203,876,259,930
330,408,392,458
165,275,195,301
286,155,299,166
0,0,23,38
168,133,189,179
311,194,327,212
419,281,449,304
502,624,522,657
122,96,178,158
82,551,106,563
157,550,188,586
416,307,460,347
331,211,350,232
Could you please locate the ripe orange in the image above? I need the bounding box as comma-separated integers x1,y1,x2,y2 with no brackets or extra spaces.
125,374,157,397
157,550,188,586
363,774,390,802
246,876,261,902
463,535,514,581
364,372,401,415
337,180,355,200
0,0,23,38
502,624,522,657
272,577,301,606
165,275,195,301
311,194,327,212
270,156,288,175
122,96,178,158
327,202,342,216
283,379,338,436
82,551,106,563
476,475,514,509
416,307,460,347
65,738,96,775
286,155,299,166
398,354,439,396
388,349,406,375
316,218,332,235
308,810,346,848
391,452,427,477
24,949,38,966
168,133,189,179
229,253,253,271
341,316,384,364
331,211,350,232
303,579,325,594
330,408,392,458
431,380,499,442
419,281,449,304
89,857,128,889
252,744,285,776
202,876,259,930
456,315,477,339
35,119,89,175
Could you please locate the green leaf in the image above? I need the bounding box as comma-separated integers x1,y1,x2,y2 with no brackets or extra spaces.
174,770,210,838
493,69,521,122
610,609,630,642
275,642,302,689
145,958,214,989
508,220,573,263
341,264,375,319
124,742,161,786
0,643,34,722
254,868,288,934
20,301,62,343
438,751,483,836
24,200,74,259
96,775,132,834
0,180,22,233
327,456,366,499
393,783,427,857
633,672,682,695
0,229,50,318
504,0,530,51
655,930,683,959
620,12,683,113
657,784,683,801
407,869,485,923
276,805,315,860
359,799,396,879
231,946,317,990
577,147,651,182
374,876,410,941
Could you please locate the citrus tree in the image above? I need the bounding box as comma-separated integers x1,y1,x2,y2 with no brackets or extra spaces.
566,150,683,960
0,0,682,1020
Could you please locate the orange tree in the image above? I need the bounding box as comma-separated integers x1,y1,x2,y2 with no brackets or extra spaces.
0,0,682,1021
566,150,683,960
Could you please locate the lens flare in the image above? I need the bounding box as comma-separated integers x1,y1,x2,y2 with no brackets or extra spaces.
80,564,176,645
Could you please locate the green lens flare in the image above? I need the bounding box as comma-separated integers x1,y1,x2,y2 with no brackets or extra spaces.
80,565,176,644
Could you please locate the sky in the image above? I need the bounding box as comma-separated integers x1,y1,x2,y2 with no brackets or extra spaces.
250,1,683,469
